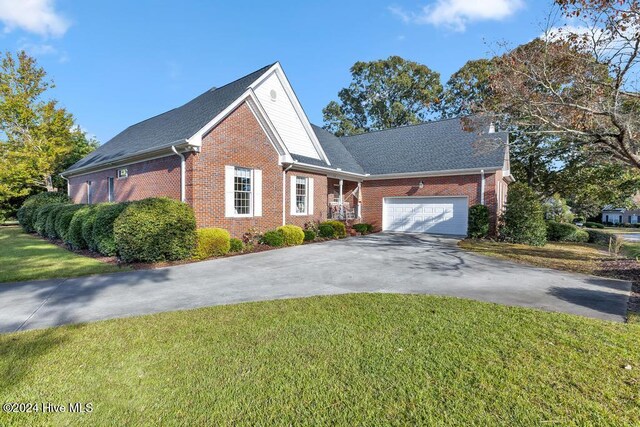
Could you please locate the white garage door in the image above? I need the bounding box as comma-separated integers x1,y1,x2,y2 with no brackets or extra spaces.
383,197,468,235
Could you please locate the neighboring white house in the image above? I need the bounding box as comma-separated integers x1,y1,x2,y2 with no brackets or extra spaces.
601,206,640,224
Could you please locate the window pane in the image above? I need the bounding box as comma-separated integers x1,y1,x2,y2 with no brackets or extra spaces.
296,176,307,214
234,167,252,215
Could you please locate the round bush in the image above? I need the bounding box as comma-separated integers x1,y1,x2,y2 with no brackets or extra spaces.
55,205,85,244
261,230,285,247
230,238,244,253
353,223,374,235
18,192,70,233
547,221,589,243
34,204,62,236
318,223,336,238
114,198,196,263
93,203,129,256
277,225,304,246
67,206,95,250
468,204,490,239
584,221,604,229
574,229,589,243
45,204,69,239
303,229,316,242
321,220,347,238
194,228,231,260
82,208,99,251
500,183,547,246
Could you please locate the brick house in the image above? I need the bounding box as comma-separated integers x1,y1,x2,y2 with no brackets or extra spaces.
62,63,512,237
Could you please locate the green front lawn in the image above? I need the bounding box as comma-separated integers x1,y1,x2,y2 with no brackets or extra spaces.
0,226,127,283
0,294,638,426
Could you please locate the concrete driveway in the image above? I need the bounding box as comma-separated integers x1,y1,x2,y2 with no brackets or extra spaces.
0,234,631,333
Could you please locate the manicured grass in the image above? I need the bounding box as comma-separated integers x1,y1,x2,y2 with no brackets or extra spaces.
0,294,638,426
602,227,640,234
0,226,127,283
458,239,612,276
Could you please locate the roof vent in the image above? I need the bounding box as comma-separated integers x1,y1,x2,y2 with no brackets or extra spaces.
488,122,496,133
270,89,277,101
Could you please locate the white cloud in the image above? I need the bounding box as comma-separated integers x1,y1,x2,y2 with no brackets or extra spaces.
390,0,524,32
0,0,69,37
18,39,69,62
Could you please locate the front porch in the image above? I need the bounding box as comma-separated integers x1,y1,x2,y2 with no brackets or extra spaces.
327,177,362,221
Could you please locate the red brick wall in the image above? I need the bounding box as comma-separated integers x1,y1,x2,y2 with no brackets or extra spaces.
68,155,181,204
361,173,499,233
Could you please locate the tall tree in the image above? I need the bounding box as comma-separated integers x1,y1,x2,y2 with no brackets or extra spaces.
438,58,494,118
485,0,640,169
0,51,97,219
323,56,442,136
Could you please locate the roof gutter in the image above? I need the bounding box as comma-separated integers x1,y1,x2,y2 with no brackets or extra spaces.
290,161,367,180
364,166,502,180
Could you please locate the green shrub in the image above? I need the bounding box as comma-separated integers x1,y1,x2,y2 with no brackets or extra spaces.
277,225,305,246
67,206,96,250
543,194,574,223
318,223,336,238
584,221,604,229
17,192,70,233
82,208,100,251
34,204,63,236
303,230,316,241
546,221,588,243
45,204,69,239
500,183,547,246
93,203,130,256
54,205,85,244
321,220,347,238
230,238,244,253
586,229,623,247
194,228,231,260
468,205,490,239
353,223,374,234
114,198,196,263
261,230,285,247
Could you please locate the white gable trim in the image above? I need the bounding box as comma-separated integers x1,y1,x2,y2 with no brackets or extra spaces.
249,63,331,165
186,89,292,164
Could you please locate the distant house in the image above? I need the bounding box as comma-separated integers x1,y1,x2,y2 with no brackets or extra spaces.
61,62,512,237
602,206,640,224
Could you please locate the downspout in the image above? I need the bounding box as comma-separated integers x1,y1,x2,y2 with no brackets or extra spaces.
171,146,186,202
480,169,485,205
282,161,298,225
59,174,70,197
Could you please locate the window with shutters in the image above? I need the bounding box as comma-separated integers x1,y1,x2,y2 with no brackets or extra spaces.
234,167,252,216
295,176,307,214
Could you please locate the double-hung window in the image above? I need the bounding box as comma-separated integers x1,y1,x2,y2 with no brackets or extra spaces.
108,177,115,202
234,167,252,215
86,181,93,205
295,176,308,214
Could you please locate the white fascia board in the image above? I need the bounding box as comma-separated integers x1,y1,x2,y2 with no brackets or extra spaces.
289,162,365,180
185,89,291,161
364,167,502,180
249,62,331,165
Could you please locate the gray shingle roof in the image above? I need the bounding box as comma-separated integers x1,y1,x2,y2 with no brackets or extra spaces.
64,64,274,174
339,118,508,175
308,125,365,174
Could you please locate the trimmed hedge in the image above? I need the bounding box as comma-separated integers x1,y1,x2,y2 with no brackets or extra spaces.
67,206,96,250
546,221,588,243
93,203,129,256
18,192,70,233
114,198,197,263
55,205,86,244
34,203,63,236
318,224,336,238
586,229,623,247
45,204,69,239
261,230,285,247
303,230,316,242
194,228,231,260
584,221,604,229
468,205,490,239
353,223,374,234
321,220,347,238
230,238,244,253
82,208,100,252
500,183,547,246
277,225,304,246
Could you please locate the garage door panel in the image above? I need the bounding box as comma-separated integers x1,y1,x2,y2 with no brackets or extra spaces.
383,197,468,235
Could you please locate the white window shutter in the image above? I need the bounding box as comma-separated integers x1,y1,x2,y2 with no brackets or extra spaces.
224,165,235,217
290,175,297,215
253,169,262,217
308,177,314,215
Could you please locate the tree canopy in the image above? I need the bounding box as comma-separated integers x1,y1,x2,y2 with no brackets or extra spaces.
322,56,442,136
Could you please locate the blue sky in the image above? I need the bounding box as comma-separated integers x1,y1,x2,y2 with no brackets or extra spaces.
0,0,552,144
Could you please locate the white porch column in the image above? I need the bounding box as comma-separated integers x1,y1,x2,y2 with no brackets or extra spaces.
357,182,362,219
339,179,343,205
